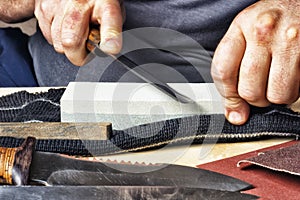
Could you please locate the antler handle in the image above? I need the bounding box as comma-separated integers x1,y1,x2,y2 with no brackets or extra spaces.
0,137,36,185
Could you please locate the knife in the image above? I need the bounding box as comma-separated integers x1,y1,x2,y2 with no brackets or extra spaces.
86,28,195,104
0,186,259,200
0,137,252,193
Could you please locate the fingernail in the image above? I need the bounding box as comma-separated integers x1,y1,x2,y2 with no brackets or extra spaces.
101,39,120,54
228,111,244,125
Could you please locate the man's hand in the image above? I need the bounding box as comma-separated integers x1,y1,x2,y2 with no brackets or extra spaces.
0,0,34,23
34,0,124,66
211,0,300,125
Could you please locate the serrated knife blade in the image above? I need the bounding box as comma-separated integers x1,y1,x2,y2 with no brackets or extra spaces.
0,137,252,193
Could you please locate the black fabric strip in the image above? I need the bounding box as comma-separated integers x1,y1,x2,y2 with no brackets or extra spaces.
0,89,299,156
0,89,64,122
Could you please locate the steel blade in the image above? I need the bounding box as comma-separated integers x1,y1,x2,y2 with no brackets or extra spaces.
92,44,195,104
29,151,252,192
0,186,259,200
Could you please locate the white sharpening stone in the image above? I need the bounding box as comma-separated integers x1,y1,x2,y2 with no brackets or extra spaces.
61,82,224,130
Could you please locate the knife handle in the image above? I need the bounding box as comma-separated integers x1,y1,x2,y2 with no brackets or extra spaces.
0,137,35,185
86,28,101,52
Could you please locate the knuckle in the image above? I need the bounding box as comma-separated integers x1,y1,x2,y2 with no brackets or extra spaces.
35,1,49,19
211,41,243,83
61,35,80,48
39,1,49,13
62,40,77,48
211,65,234,83
254,11,280,42
285,26,299,41
225,97,246,110
238,87,263,103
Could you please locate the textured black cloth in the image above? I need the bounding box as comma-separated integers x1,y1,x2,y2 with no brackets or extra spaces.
0,89,299,156
0,89,64,122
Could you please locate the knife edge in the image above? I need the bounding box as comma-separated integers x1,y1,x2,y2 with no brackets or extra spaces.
0,137,253,193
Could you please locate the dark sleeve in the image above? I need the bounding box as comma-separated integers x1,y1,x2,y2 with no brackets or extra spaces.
0,28,38,87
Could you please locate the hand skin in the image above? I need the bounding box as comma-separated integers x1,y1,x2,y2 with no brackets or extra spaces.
211,0,300,125
0,0,34,23
34,0,125,66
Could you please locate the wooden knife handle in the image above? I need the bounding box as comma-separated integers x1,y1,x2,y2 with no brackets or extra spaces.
0,137,35,185
86,28,101,52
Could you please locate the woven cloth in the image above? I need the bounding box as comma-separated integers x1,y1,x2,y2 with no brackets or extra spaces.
0,89,299,156
0,89,64,122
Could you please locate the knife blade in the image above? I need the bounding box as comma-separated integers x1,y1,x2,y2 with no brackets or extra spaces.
0,186,259,200
86,28,195,104
0,137,252,192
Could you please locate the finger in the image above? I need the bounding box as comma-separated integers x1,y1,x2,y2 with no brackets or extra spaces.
237,10,278,107
51,2,64,53
268,26,300,104
34,0,56,44
238,44,271,107
51,15,64,53
211,20,250,125
93,0,123,54
60,0,91,66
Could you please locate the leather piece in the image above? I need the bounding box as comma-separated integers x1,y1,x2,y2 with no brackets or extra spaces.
198,141,300,199
238,142,300,176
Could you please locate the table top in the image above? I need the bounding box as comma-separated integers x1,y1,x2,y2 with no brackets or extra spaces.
0,87,295,168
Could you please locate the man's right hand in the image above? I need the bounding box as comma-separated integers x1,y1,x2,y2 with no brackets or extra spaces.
211,0,300,125
34,0,125,66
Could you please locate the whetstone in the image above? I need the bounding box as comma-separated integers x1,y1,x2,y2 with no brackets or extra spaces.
61,82,224,130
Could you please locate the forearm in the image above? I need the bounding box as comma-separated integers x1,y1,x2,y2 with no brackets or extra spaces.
0,0,35,23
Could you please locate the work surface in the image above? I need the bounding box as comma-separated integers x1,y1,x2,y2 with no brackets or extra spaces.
0,87,296,168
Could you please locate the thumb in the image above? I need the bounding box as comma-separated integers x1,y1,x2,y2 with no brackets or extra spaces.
93,0,123,55
225,97,250,125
